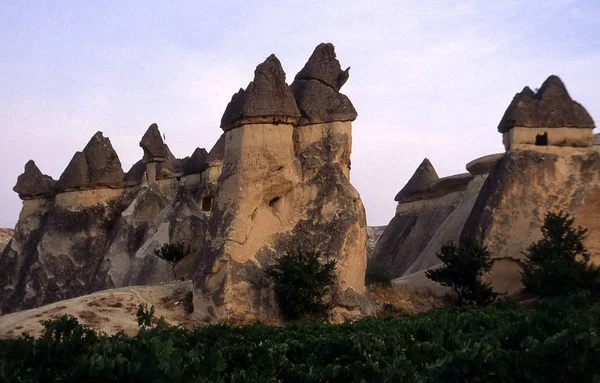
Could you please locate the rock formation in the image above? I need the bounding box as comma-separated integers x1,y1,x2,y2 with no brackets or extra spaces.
375,75,598,297
193,45,373,323
13,161,56,199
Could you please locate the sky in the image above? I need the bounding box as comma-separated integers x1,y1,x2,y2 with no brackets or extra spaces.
0,0,599,228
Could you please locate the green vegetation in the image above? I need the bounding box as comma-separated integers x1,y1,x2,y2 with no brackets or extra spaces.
426,237,498,306
136,303,155,328
365,259,392,286
2,293,600,382
153,242,190,280
522,211,600,297
266,248,337,321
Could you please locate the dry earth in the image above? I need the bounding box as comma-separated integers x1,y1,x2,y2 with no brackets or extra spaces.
0,228,14,252
0,281,195,339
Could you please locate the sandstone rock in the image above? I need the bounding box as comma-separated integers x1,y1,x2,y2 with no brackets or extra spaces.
461,147,600,294
183,148,208,175
140,123,168,163
13,160,56,199
366,226,387,258
291,43,357,126
498,75,595,133
220,55,301,131
294,43,349,91
394,159,439,202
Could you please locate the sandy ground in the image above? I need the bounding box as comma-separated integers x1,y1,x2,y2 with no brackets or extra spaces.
0,228,14,252
0,281,195,339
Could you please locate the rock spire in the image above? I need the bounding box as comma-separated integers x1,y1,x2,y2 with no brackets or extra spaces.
13,160,56,199
140,123,169,163
394,158,439,202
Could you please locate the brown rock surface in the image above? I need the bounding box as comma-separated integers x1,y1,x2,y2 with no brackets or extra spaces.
0,228,14,253
13,160,56,199
394,158,439,202
498,75,595,133
220,55,301,131
461,147,600,294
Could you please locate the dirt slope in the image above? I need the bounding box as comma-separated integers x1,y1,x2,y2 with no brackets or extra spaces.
0,281,194,339
0,228,14,252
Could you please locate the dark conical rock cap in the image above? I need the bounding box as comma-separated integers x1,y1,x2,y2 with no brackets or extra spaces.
55,131,124,191
394,158,439,202
183,147,209,175
55,151,89,191
140,123,168,163
13,160,56,199
295,43,350,91
220,54,301,131
124,159,146,185
291,43,357,125
498,75,595,133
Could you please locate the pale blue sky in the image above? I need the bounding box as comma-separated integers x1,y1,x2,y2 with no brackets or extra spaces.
1,1,599,227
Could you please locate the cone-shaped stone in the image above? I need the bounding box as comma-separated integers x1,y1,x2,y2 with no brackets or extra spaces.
294,42,350,91
220,54,301,131
13,160,56,199
82,132,125,187
124,159,146,184
140,123,168,163
498,75,595,133
55,151,89,191
394,158,439,202
291,43,357,125
183,147,208,175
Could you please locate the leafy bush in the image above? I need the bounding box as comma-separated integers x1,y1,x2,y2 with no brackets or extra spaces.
2,298,600,382
153,242,190,280
522,211,600,297
266,248,336,321
426,237,498,306
136,303,155,328
365,259,392,286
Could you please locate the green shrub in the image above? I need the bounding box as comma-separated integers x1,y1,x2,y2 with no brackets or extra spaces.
426,237,498,306
365,259,392,286
153,242,190,280
136,303,155,328
522,211,600,297
266,248,336,321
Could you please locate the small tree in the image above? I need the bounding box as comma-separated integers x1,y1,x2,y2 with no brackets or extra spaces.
266,248,337,321
522,211,600,297
154,242,190,280
365,259,392,287
426,238,498,306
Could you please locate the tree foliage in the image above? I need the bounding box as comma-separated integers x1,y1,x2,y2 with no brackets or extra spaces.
266,248,337,321
153,242,190,280
365,259,393,286
426,238,498,306
522,211,600,297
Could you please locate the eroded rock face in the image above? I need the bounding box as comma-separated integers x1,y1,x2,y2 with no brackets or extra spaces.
498,75,595,133
13,160,56,199
220,55,301,131
394,159,439,202
461,147,600,294
183,148,208,175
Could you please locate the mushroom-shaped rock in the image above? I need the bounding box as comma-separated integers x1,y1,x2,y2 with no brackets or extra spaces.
498,75,595,133
13,160,56,199
140,123,168,163
295,42,350,91
183,147,208,175
291,43,358,125
394,158,439,202
220,54,301,131
55,151,89,191
82,132,125,187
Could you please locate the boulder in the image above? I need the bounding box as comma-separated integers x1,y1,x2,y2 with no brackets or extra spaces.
140,123,168,163
124,159,146,185
294,43,349,91
498,75,595,133
13,160,56,199
55,151,89,191
220,55,301,131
